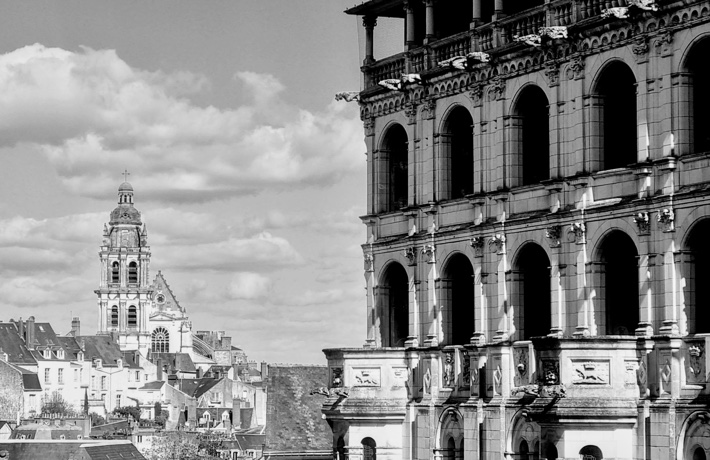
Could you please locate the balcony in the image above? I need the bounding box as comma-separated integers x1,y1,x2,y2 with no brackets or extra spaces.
362,0,635,91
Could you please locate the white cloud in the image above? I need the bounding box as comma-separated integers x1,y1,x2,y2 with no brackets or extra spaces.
227,272,272,300
0,44,364,203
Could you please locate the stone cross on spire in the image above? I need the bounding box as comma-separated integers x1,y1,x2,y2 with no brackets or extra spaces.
123,169,131,182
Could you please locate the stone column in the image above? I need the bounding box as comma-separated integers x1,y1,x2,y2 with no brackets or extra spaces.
494,0,504,18
404,1,416,48
472,0,482,25
437,279,452,345
636,253,654,336
363,16,377,65
472,266,487,344
374,149,390,213
374,286,389,347
549,261,565,337
425,0,435,41
671,72,693,156
364,254,377,347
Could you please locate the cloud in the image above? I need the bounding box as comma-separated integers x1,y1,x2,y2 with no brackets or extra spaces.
227,273,272,300
0,44,364,203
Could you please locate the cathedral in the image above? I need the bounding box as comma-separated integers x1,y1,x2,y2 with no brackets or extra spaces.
95,180,194,358
321,1,710,460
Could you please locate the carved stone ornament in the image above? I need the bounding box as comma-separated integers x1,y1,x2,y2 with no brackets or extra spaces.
514,34,542,48
423,367,432,394
544,64,560,87
487,77,506,101
469,84,484,107
633,212,650,234
353,368,381,387
571,361,610,385
657,208,675,232
660,359,672,395
461,352,471,388
421,99,436,120
687,345,705,382
364,253,374,272
515,348,529,379
489,233,506,254
632,38,650,63
624,361,638,386
542,360,560,385
568,222,586,245
493,365,503,396
404,102,417,125
566,57,585,81
540,26,568,40
601,7,630,19
331,367,343,387
469,236,485,258
545,225,562,248
404,246,417,265
421,244,436,264
654,32,673,57
443,352,455,388
363,117,375,137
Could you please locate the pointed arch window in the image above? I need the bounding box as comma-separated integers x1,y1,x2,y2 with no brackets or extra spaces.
111,262,120,284
128,261,138,284
110,306,119,328
152,327,170,353
128,306,137,328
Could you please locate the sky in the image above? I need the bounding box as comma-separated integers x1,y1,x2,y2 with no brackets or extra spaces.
0,0,386,364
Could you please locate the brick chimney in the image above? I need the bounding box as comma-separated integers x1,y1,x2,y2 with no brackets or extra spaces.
71,317,81,337
260,362,268,380
156,358,163,380
26,316,36,350
18,317,24,341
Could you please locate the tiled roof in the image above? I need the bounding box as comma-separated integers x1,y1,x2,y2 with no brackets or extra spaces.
175,377,222,398
84,442,146,459
31,323,75,361
0,323,35,365
151,352,196,373
265,365,331,451
22,373,42,391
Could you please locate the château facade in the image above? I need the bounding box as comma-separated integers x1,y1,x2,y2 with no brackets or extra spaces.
323,1,710,460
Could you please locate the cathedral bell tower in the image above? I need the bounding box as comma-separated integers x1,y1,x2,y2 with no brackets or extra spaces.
95,180,153,354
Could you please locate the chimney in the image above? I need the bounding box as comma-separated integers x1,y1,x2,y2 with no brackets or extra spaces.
156,358,163,380
71,317,81,336
261,362,268,380
26,316,36,350
18,317,24,341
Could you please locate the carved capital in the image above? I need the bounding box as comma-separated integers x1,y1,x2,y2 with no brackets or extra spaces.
364,253,375,272
487,77,505,101
632,38,649,63
363,117,375,137
568,222,586,245
404,246,417,265
544,64,560,87
421,244,436,263
469,237,485,258
654,32,673,57
545,225,562,248
421,99,436,120
469,84,484,107
489,234,506,254
566,57,585,81
404,102,417,125
657,208,675,232
633,212,650,235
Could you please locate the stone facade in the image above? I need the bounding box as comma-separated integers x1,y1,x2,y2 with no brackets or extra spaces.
323,1,710,460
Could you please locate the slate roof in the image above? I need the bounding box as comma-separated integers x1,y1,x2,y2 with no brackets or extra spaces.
175,377,222,398
265,365,331,451
22,373,42,391
139,381,165,391
31,323,75,361
223,434,266,451
0,323,35,365
83,442,146,459
151,352,196,373
12,422,83,440
78,336,126,367
0,440,146,460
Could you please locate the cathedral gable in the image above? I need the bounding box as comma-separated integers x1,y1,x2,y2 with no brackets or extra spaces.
151,271,184,317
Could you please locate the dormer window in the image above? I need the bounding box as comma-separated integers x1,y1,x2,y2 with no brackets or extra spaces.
94,358,102,369
42,349,51,359
78,351,84,362
117,358,123,368
56,349,65,359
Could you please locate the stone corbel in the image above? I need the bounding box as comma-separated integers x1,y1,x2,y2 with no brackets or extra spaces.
633,212,651,235
404,102,418,125
545,225,562,248
632,38,649,63
421,244,436,264
657,208,675,232
404,246,418,266
469,84,484,107
568,222,586,245
469,237,486,258
489,234,506,254
544,63,560,87
421,99,436,120
487,77,505,101
364,253,375,272
363,117,375,137
565,56,585,81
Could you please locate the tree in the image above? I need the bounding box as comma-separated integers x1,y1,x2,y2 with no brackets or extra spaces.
145,431,199,460
113,405,141,422
90,413,106,426
83,389,89,415
41,391,74,417
154,409,169,428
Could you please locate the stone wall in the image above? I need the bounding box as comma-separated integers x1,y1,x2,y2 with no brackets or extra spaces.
0,360,23,420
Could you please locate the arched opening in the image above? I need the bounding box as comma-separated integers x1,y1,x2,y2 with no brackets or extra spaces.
128,306,137,328
380,124,408,213
380,263,409,347
110,306,119,328
598,231,639,335
694,447,707,460
545,442,558,460
686,219,710,333
362,438,376,460
515,85,550,186
596,61,637,170
519,440,530,460
441,253,475,345
442,107,474,199
111,262,120,284
579,445,603,460
514,243,551,340
128,262,138,284
151,327,170,353
685,37,710,154
446,437,457,460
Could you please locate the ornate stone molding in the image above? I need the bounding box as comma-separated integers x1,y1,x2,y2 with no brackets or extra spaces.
568,222,586,245
421,99,436,120
632,38,649,63
487,77,505,101
657,208,675,232
469,237,485,258
443,352,454,387
364,253,374,272
489,234,506,254
404,103,417,125
633,212,650,235
404,246,417,265
363,117,375,137
653,32,673,57
469,84,484,107
545,225,562,248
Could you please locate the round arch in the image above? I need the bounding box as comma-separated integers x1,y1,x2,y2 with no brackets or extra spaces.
377,123,409,213
436,407,464,457
438,105,474,200
506,409,541,460
378,261,409,347
510,83,550,186
677,412,710,460
440,252,475,345
511,241,552,340
681,217,710,333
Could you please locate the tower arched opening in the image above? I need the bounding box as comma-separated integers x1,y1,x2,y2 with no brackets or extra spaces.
595,61,637,170
379,262,409,347
441,253,475,345
380,124,408,213
513,85,550,186
597,230,639,335
441,106,474,200
513,243,551,340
